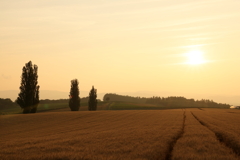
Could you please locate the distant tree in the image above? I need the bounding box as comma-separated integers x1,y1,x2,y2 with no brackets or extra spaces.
145,96,230,108
0,98,18,110
88,86,97,111
102,93,147,103
69,79,80,111
16,61,40,113
105,97,110,102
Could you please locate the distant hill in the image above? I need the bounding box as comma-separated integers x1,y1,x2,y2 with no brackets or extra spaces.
0,90,106,101
146,96,230,108
102,93,230,109
1,90,240,106
103,93,147,103
40,96,94,104
0,96,103,114
0,98,19,114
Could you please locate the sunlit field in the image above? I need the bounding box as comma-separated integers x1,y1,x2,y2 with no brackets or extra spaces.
1,108,240,160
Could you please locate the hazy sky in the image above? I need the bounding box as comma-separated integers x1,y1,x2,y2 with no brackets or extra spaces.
1,0,240,100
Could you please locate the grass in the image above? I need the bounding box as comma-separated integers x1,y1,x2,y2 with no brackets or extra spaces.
0,101,109,114
0,107,21,115
1,100,232,115
106,101,162,110
0,102,69,115
0,101,164,115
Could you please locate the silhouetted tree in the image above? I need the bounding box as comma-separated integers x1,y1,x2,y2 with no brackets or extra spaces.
102,93,147,103
16,61,40,113
69,79,80,111
88,86,97,111
145,96,230,108
105,97,110,102
0,98,18,111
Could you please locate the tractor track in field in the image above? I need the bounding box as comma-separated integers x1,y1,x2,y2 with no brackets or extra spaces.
191,112,240,157
165,110,186,160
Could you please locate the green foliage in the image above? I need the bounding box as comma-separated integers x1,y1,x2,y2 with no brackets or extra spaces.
69,79,80,111
0,98,19,115
108,102,162,110
146,96,230,108
16,61,40,114
103,93,147,103
102,94,230,109
105,97,110,102
88,86,97,111
0,98,17,109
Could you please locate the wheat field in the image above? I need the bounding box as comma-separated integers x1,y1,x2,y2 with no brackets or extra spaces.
0,108,240,160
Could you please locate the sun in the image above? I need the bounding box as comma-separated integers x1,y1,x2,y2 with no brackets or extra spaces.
185,50,206,65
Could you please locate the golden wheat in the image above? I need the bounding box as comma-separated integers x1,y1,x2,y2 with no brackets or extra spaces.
171,109,238,160
0,110,183,160
1,109,239,160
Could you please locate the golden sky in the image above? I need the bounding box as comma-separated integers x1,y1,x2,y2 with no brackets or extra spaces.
1,0,240,100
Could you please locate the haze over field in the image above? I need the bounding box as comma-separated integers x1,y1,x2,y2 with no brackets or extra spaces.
2,90,240,106
1,0,240,104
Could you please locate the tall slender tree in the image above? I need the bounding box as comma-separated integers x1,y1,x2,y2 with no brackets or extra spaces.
69,79,80,111
88,86,97,111
17,61,40,113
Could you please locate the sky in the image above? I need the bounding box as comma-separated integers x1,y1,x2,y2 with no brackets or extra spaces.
1,0,240,103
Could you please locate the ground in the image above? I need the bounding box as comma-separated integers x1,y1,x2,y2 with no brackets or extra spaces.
0,108,240,160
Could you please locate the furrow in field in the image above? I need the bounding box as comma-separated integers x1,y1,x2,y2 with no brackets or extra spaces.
170,110,239,160
191,111,240,157
0,110,184,160
165,110,186,160
196,109,240,135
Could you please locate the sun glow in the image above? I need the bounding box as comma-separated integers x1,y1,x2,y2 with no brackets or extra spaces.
185,50,206,65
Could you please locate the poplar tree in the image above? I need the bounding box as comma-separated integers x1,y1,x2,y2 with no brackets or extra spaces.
69,79,80,111
16,61,40,113
88,86,97,111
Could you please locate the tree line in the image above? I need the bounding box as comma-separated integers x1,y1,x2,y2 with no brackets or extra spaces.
40,97,92,104
103,93,147,103
103,93,230,108
0,98,18,110
16,61,98,114
146,96,230,108
12,61,231,113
